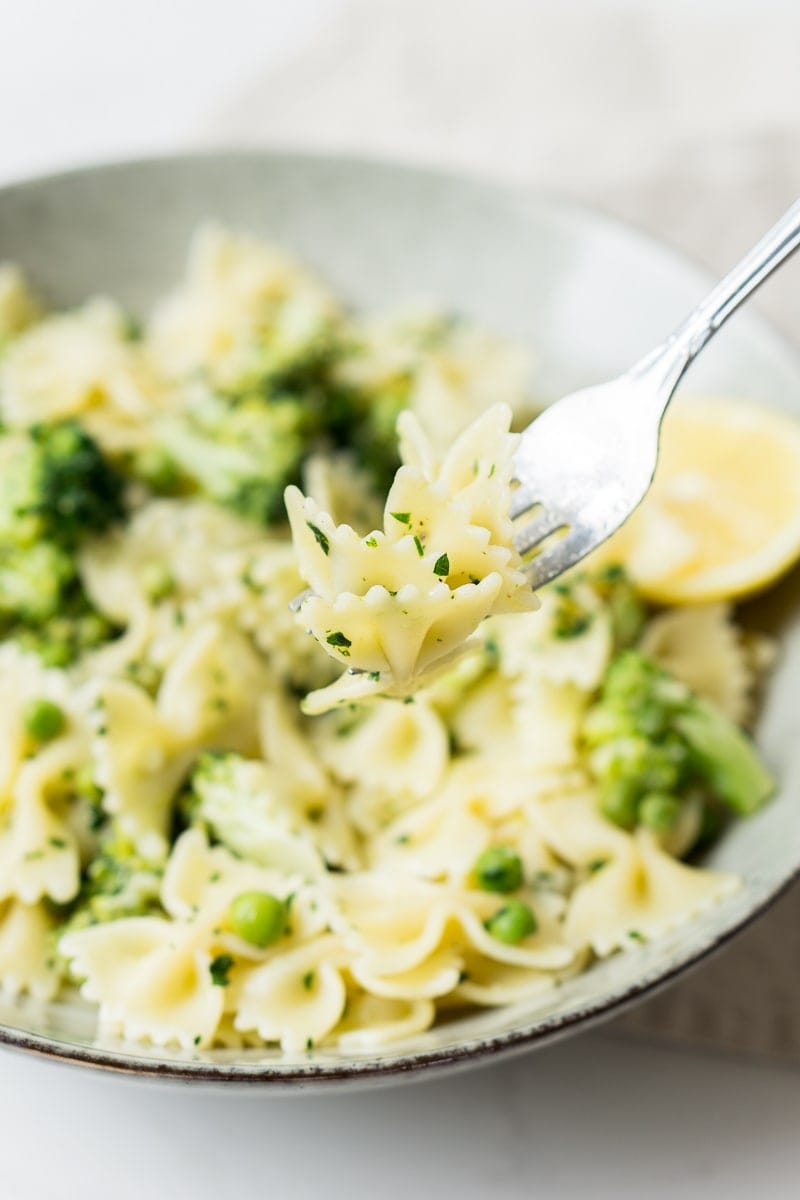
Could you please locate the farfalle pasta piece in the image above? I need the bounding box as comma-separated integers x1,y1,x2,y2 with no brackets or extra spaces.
314,697,448,836
0,298,163,439
454,955,564,1007
528,790,739,956
80,497,264,624
0,749,81,905
233,934,348,1052
156,619,271,751
451,672,586,772
62,914,227,1049
349,948,463,1002
333,872,576,985
61,829,327,1049
89,679,192,856
0,899,59,1000
334,309,536,453
487,581,614,692
287,404,536,713
332,992,435,1051
147,225,340,387
565,830,739,957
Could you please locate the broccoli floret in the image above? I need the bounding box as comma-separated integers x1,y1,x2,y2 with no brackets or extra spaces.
185,750,275,858
13,594,118,667
185,750,322,877
0,420,125,551
589,564,646,649
324,378,406,498
0,541,75,624
57,832,164,935
584,650,774,839
0,421,126,629
157,392,311,524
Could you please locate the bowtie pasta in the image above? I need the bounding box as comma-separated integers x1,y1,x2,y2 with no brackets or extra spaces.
0,226,774,1054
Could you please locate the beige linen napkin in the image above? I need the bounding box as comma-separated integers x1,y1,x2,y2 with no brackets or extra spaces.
203,0,800,1060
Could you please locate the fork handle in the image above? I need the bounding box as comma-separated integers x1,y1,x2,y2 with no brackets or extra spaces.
633,197,800,400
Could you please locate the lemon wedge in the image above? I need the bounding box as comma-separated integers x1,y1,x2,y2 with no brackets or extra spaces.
588,395,800,603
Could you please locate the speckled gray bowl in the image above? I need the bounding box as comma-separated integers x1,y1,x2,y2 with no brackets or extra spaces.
1,152,799,1090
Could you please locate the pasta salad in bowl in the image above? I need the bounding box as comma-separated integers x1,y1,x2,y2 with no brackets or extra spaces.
0,153,799,1087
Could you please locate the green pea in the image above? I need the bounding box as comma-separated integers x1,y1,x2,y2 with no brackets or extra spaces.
639,792,682,833
600,779,639,830
474,846,524,893
229,891,287,948
23,698,67,743
485,899,538,944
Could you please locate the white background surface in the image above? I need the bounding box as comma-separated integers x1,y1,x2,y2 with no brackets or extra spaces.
2,2,800,1196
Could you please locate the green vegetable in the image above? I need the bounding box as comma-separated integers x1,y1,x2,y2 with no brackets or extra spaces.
184,751,327,876
474,846,524,893
590,564,646,649
584,651,774,839
0,420,126,550
229,891,287,948
155,391,312,525
122,444,183,494
485,899,538,944
53,833,164,960
638,792,683,833
0,541,75,625
23,698,66,743
0,420,126,629
209,954,234,987
675,701,774,814
433,553,450,577
12,596,117,667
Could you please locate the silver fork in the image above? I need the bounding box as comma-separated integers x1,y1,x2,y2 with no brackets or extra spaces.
513,198,800,589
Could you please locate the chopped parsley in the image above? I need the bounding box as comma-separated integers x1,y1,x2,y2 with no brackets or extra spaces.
413,535,424,557
302,971,315,991
306,521,330,555
627,930,644,942
326,631,352,649
365,535,378,548
390,511,411,524
433,552,450,577
209,954,234,987
48,837,67,850
368,671,381,682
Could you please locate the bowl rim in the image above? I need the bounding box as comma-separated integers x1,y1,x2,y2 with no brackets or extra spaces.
1,147,799,1087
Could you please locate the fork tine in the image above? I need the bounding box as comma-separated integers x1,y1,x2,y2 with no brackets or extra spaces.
509,482,539,521
513,509,564,557
523,526,595,589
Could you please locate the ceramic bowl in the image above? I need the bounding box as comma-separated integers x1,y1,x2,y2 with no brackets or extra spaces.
1,152,799,1089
